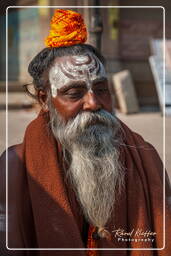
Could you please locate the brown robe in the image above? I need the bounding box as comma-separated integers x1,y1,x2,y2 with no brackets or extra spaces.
0,111,171,256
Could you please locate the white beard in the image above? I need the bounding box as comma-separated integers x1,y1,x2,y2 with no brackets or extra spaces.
49,106,124,233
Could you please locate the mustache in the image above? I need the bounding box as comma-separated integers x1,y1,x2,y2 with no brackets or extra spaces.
49,108,121,149
65,109,119,133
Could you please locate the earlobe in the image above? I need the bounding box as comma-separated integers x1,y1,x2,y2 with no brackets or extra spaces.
38,90,49,112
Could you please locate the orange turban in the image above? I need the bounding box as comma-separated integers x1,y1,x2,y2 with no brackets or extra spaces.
45,9,87,48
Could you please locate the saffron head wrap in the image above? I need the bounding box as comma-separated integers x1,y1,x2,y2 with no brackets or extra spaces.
45,9,87,48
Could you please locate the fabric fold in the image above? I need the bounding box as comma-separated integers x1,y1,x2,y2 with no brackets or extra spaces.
16,111,171,255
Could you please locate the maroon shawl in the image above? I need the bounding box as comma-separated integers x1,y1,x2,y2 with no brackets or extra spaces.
12,111,171,255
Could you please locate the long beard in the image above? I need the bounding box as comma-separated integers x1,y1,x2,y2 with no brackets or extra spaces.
49,106,124,231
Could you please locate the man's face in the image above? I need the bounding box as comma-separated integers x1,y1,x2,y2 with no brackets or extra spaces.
49,53,113,121
48,53,123,231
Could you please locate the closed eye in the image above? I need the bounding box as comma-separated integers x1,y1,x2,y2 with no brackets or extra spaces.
92,80,109,95
93,87,109,95
64,88,86,99
66,92,84,99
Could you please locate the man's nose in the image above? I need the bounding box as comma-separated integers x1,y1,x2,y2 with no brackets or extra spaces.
82,91,101,111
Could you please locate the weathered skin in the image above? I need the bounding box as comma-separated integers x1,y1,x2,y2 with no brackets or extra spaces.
49,54,113,121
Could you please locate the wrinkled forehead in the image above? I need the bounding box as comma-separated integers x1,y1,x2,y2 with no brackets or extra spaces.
49,53,106,85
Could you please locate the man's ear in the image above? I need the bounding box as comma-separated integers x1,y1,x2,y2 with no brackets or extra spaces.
38,90,49,112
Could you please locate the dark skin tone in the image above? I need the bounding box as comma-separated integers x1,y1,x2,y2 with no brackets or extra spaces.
39,56,113,122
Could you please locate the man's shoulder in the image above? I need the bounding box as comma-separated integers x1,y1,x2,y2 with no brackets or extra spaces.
0,144,24,164
0,143,26,211
0,144,25,185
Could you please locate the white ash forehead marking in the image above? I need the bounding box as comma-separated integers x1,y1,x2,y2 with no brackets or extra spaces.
49,53,107,97
72,55,89,64
61,53,100,78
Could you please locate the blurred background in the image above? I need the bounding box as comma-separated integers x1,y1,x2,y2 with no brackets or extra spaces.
0,0,171,179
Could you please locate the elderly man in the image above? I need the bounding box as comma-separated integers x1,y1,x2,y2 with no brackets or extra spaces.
0,9,171,256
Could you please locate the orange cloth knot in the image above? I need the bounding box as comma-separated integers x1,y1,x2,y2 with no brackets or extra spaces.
45,9,87,48
98,227,112,241
87,226,99,256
